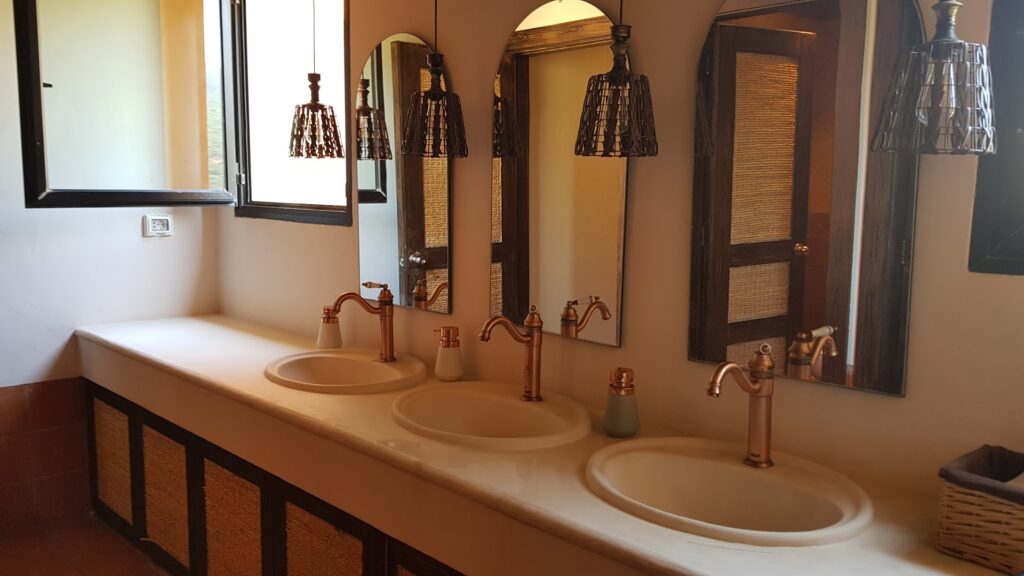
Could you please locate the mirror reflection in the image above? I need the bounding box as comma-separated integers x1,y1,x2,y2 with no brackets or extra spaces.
357,34,452,314
689,0,923,394
37,0,225,191
489,0,626,347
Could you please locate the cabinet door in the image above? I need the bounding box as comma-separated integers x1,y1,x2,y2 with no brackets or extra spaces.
278,486,385,576
88,386,140,538
386,539,462,576
201,449,268,576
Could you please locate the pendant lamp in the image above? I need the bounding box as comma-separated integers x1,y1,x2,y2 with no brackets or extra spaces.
871,0,996,155
356,78,393,160
575,0,658,157
289,0,344,159
401,0,468,158
492,94,522,158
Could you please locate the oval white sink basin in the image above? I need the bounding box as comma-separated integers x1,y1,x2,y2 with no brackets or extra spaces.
265,349,426,394
391,381,591,451
587,437,872,546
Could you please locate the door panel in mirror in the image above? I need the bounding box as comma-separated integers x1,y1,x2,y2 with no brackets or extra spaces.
689,0,922,395
489,1,626,347
357,34,452,314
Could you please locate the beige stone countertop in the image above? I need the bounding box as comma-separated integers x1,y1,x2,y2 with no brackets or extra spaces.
75,315,996,576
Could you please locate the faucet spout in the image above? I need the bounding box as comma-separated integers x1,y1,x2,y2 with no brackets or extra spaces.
707,343,776,468
560,297,612,338
479,306,544,401
325,282,395,362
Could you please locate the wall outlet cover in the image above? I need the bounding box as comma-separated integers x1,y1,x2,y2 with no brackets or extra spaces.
143,214,174,237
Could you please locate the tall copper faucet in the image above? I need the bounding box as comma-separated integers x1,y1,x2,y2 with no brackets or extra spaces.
479,306,544,401
787,326,838,381
560,297,612,338
324,282,395,362
413,279,448,311
707,343,776,468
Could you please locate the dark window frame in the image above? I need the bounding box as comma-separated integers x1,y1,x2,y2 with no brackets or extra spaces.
12,0,236,208
968,0,1024,275
228,0,354,227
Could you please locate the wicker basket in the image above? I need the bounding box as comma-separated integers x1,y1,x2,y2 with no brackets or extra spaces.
936,445,1024,575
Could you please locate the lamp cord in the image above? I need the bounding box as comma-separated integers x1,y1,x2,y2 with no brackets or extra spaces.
434,0,439,53
619,0,623,25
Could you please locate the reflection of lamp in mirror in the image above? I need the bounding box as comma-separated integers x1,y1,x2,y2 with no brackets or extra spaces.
356,78,393,161
575,0,658,157
560,297,612,339
289,0,344,159
402,0,468,158
492,94,522,158
871,0,996,155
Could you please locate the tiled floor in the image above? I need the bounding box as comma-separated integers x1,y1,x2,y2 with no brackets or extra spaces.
0,513,168,575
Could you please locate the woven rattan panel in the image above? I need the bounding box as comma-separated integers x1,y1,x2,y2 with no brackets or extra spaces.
489,263,503,317
728,337,787,370
937,481,1024,574
424,158,449,248
205,460,261,576
285,502,363,576
143,426,189,568
93,398,133,524
426,269,449,313
731,52,798,245
491,159,503,243
728,262,790,323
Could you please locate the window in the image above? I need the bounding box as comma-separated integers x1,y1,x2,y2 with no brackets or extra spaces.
230,0,352,225
969,0,1024,274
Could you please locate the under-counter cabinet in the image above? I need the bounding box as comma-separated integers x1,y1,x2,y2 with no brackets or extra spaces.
87,383,461,576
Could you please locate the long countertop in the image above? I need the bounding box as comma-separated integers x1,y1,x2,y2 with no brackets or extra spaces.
75,315,994,576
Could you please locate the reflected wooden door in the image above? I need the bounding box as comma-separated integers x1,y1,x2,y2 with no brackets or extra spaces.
391,41,450,312
700,24,814,365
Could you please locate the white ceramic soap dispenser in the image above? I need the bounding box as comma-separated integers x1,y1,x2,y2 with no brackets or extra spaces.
434,326,463,382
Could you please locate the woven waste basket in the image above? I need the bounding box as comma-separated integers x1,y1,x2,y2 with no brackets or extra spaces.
936,445,1024,575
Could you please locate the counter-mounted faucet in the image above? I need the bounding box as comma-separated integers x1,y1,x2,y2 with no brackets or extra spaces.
787,326,838,381
707,343,776,468
319,282,395,362
560,297,611,339
479,306,544,401
413,279,448,311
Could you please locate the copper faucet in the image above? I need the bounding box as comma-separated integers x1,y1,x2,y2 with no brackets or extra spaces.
787,326,838,381
707,344,776,468
413,279,448,311
479,306,544,401
560,297,612,338
323,282,395,362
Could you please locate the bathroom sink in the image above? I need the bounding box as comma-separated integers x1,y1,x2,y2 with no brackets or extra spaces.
391,381,591,451
264,349,426,394
586,437,872,546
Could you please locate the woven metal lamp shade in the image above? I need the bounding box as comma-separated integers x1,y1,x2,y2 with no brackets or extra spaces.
356,79,392,161
576,25,658,157
872,0,996,155
401,53,468,158
492,94,522,158
289,76,344,159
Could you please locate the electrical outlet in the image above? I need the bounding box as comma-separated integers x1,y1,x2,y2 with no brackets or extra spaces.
143,214,174,237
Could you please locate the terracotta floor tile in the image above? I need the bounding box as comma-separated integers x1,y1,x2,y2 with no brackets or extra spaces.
0,481,38,541
0,533,81,576
43,516,168,576
34,470,90,523
0,434,35,487
29,424,88,478
28,379,88,430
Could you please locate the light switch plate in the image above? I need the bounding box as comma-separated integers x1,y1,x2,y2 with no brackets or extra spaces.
143,214,173,237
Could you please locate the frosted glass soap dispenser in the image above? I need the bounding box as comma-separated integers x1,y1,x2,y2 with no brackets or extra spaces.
434,326,463,381
604,367,639,438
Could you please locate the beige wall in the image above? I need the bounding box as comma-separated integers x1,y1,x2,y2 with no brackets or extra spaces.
212,0,1016,495
0,0,221,387
160,0,209,190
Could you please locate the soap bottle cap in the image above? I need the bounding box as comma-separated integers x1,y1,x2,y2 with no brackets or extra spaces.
435,326,460,348
609,367,635,396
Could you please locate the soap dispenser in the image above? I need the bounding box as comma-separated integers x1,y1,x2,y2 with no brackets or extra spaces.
604,367,639,438
434,326,463,382
316,307,342,349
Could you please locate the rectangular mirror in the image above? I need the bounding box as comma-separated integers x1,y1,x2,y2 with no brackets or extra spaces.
357,34,452,314
689,0,923,395
489,1,626,347
14,0,234,205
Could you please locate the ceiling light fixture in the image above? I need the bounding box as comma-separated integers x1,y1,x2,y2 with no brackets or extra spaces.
289,0,344,159
575,0,658,158
872,0,996,155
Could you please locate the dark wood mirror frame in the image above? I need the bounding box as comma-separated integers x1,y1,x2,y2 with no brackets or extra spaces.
12,0,236,208
688,0,924,396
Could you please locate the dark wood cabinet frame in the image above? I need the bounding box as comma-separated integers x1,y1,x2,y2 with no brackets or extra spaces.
12,0,236,209
87,382,461,576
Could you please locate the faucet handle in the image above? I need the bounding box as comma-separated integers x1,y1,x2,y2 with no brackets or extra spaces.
748,344,776,379
362,281,387,290
361,282,394,304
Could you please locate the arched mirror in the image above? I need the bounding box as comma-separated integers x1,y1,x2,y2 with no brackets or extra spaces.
488,0,627,347
689,0,924,395
356,34,453,314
